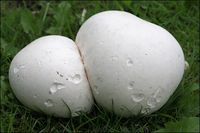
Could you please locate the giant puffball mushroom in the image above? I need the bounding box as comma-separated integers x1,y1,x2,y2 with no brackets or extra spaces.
76,11,185,117
9,35,93,118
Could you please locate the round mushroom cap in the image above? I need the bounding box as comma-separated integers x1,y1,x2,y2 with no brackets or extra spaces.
9,35,93,118
76,11,185,117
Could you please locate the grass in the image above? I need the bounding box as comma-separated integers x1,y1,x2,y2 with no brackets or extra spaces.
1,1,199,132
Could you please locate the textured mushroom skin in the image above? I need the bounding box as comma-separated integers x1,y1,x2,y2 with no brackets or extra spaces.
76,11,185,117
9,35,93,118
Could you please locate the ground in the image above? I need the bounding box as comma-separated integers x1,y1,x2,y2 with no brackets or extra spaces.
1,1,199,132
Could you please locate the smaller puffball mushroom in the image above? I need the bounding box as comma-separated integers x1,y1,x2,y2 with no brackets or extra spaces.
9,35,93,118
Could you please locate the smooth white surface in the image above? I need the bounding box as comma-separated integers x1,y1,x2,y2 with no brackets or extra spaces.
9,35,93,118
76,11,185,117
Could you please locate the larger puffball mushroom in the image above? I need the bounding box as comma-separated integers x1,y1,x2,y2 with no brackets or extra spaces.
76,11,185,117
9,35,93,118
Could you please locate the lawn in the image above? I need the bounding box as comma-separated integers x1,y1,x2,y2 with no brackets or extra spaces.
1,1,199,132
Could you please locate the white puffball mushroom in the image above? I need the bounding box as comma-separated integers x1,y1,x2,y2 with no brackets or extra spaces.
76,11,185,117
9,35,93,118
